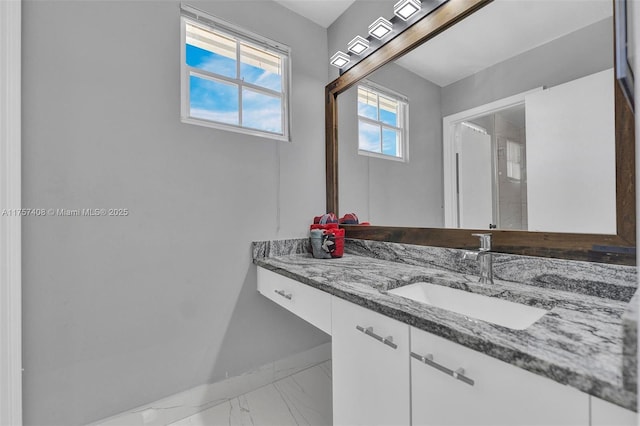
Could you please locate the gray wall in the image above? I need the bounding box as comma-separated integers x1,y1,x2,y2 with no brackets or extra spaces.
441,17,614,116
338,63,444,226
22,1,329,424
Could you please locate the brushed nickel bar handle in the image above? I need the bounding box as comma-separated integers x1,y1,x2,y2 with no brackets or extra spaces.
356,325,398,349
274,289,292,300
411,352,475,386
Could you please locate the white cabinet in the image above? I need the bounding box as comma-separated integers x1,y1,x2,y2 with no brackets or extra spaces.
332,296,410,426
591,396,637,426
257,273,635,425
410,327,589,426
257,267,331,335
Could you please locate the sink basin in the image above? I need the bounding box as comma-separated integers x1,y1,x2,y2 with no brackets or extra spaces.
388,282,548,330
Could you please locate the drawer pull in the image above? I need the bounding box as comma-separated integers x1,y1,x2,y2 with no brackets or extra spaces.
356,325,398,349
274,289,292,300
410,352,474,386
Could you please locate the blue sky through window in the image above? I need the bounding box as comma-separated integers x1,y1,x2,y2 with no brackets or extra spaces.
241,64,282,92
382,129,399,156
358,102,378,121
186,44,236,79
359,121,380,153
243,89,282,133
240,43,282,92
185,23,285,136
380,108,398,127
357,86,403,158
189,75,239,125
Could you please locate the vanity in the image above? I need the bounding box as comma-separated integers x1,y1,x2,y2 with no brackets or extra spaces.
257,0,639,424
253,238,638,426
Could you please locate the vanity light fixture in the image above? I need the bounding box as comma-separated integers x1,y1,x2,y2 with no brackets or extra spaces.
368,17,393,39
330,51,351,68
348,35,370,55
333,0,444,71
394,0,422,21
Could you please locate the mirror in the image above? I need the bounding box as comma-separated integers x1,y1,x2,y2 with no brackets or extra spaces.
326,0,635,263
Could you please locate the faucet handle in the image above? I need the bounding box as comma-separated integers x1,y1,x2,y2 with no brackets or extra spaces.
471,233,492,250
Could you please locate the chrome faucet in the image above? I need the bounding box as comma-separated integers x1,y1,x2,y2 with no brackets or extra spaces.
463,233,494,284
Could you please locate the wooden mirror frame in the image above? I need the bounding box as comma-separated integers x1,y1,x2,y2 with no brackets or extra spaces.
325,0,636,265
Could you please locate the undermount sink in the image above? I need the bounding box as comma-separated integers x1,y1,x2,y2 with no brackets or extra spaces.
388,282,548,330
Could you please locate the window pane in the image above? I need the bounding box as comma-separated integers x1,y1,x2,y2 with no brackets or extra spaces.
189,75,239,125
242,88,282,134
240,43,282,92
358,87,378,120
379,95,399,126
186,23,237,79
382,129,400,157
356,84,407,160
359,121,381,153
507,140,522,180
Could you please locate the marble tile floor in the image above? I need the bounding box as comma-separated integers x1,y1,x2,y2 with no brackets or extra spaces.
169,361,332,426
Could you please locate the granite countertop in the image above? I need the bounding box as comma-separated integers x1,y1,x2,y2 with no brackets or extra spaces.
253,239,638,412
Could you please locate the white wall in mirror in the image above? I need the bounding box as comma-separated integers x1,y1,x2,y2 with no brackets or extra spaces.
526,68,616,234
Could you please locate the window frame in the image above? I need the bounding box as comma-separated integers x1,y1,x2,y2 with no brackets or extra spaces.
356,80,409,162
180,5,292,141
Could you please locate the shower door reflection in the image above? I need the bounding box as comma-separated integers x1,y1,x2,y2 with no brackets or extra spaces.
455,104,527,231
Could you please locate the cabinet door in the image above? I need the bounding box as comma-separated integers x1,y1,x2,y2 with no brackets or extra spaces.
332,296,410,426
411,327,589,426
591,396,637,426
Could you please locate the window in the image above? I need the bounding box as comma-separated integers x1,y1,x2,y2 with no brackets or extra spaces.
180,5,291,141
506,140,522,180
357,82,408,161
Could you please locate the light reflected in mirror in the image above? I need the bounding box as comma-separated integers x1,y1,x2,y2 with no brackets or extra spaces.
338,0,615,234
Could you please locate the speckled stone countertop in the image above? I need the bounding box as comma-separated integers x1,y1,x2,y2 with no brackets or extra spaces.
253,238,638,411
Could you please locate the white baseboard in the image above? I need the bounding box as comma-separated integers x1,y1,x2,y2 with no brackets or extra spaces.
91,342,331,426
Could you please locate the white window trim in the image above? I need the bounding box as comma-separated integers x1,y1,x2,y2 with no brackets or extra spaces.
357,80,409,162
180,4,292,141
0,0,22,425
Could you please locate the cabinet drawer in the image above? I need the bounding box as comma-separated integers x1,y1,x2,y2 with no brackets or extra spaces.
257,267,331,335
411,326,589,426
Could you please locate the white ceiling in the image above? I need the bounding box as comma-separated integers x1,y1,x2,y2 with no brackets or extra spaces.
274,0,356,28
395,0,612,87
